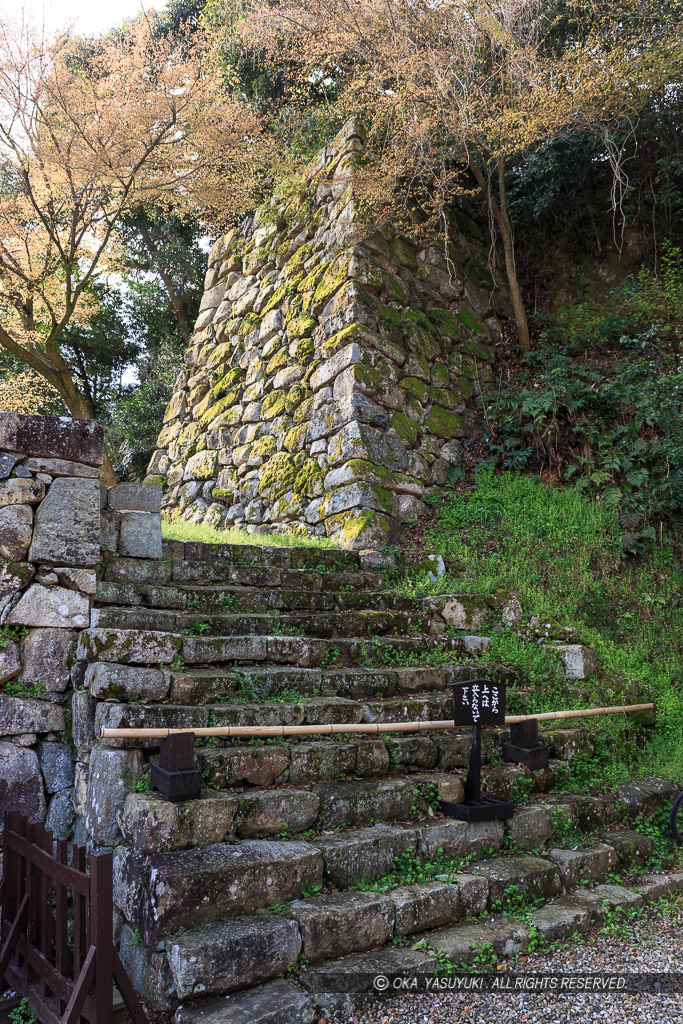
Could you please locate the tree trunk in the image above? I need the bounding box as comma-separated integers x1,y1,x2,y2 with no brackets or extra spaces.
468,158,531,354
496,158,531,353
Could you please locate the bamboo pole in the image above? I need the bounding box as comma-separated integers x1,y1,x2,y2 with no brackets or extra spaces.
100,702,655,741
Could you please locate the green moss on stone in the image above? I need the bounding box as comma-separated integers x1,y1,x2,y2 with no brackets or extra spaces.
266,348,290,376
198,389,241,428
458,305,486,334
293,396,314,425
400,376,431,405
237,312,262,336
462,339,491,359
288,313,318,339
258,452,296,498
384,273,407,301
211,366,244,400
262,390,287,420
404,309,435,332
312,257,352,309
391,238,419,270
293,458,324,498
389,411,420,446
432,363,450,387
425,406,463,439
285,244,313,275
284,423,308,452
321,323,362,359
427,308,460,337
211,487,234,502
251,435,277,460
285,383,309,414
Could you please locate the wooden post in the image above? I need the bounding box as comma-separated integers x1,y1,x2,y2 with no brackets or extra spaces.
89,852,113,1024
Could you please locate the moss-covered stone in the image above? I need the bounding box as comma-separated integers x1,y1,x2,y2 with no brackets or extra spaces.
285,244,313,276
237,312,262,336
432,363,450,387
198,388,241,428
293,458,324,498
284,423,308,452
258,452,296,499
285,383,309,415
400,376,431,406
295,337,315,365
262,390,287,420
325,509,396,550
251,435,277,460
389,411,421,446
312,256,352,309
462,339,491,360
211,487,234,502
404,309,434,332
424,406,463,439
427,308,460,337
211,366,244,400
288,313,318,339
458,304,487,334
391,238,419,271
384,272,407,301
266,347,290,376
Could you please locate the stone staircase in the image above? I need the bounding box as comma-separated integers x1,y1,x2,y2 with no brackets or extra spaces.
78,540,680,1023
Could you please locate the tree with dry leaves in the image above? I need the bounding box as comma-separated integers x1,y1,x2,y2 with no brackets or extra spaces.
0,11,268,480
236,0,683,352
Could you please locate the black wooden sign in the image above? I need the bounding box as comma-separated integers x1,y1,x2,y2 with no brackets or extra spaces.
451,679,506,726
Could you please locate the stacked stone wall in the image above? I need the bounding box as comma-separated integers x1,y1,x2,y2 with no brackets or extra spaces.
0,414,103,840
149,120,512,548
0,412,163,846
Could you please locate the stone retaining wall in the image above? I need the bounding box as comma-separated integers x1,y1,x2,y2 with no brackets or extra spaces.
0,412,162,844
148,119,512,548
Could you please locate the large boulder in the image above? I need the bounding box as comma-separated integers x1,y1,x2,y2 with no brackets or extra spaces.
29,476,101,567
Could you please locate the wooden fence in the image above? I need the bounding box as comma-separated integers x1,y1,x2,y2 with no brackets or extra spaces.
0,812,146,1024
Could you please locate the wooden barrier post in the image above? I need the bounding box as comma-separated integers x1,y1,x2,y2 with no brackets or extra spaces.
0,812,148,1024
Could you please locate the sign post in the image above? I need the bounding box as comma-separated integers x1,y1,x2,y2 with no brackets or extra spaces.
443,679,515,822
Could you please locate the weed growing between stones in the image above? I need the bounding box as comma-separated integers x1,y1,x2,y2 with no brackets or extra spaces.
548,807,588,848
490,883,543,921
398,471,681,783
351,845,481,894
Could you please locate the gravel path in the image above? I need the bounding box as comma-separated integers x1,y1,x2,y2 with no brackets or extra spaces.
321,895,683,1024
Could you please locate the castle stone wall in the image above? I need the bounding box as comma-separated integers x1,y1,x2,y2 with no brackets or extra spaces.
148,121,511,548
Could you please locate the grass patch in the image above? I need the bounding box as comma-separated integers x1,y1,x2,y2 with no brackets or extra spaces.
162,517,337,549
401,470,682,784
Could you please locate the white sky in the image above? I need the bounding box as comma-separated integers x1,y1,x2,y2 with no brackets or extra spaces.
12,0,167,37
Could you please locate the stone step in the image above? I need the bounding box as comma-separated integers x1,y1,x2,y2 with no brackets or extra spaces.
180,633,463,668
78,628,463,668
161,538,364,572
166,664,474,703
114,838,324,945
119,836,683,1012
299,870,683,1016
173,979,315,1024
95,581,415,614
104,557,385,592
91,606,429,639
120,782,617,856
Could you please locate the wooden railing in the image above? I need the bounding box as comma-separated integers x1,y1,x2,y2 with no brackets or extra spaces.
0,812,146,1024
